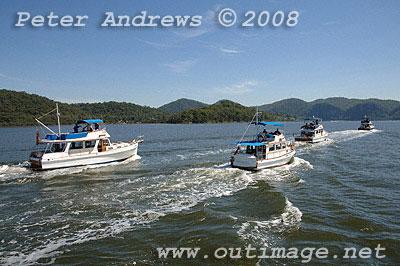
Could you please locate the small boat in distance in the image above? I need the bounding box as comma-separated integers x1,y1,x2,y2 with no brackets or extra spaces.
358,115,375,130
295,117,328,143
230,111,295,170
30,104,142,170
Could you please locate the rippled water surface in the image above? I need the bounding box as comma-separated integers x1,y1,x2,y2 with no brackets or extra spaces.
0,122,399,265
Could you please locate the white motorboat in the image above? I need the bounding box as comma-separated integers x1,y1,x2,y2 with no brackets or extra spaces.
230,112,295,170
295,117,328,143
358,115,375,130
30,104,142,170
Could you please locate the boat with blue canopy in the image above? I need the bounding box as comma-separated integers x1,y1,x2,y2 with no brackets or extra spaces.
295,116,328,143
230,110,295,170
29,104,142,170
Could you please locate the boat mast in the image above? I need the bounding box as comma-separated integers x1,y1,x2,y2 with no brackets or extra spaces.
35,118,57,135
256,106,259,124
56,103,61,137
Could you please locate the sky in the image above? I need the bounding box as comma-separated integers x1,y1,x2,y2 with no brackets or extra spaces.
0,0,399,107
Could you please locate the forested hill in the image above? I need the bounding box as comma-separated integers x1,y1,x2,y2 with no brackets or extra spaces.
167,100,295,123
1,89,398,126
0,89,291,126
0,89,169,126
258,97,400,120
159,98,208,114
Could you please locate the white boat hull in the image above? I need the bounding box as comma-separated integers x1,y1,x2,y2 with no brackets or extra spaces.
358,125,375,130
31,142,138,170
295,131,328,143
231,149,295,170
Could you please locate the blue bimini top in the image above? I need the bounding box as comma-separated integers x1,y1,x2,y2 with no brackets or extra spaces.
45,132,88,140
232,142,266,146
77,119,103,124
251,121,284,127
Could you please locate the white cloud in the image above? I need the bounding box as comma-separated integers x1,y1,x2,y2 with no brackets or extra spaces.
214,81,260,95
0,72,28,83
203,4,221,25
164,60,196,73
172,28,208,38
138,39,181,48
219,48,244,54
171,4,221,38
0,72,11,79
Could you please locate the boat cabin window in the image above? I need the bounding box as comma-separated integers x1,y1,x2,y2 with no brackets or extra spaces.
269,145,274,151
276,143,282,150
257,146,264,154
305,131,314,137
85,140,96,148
282,143,286,149
246,146,256,155
256,146,266,159
50,143,66,152
70,141,84,149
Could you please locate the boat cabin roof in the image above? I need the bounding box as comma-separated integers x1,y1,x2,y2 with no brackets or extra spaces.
77,119,103,124
251,121,284,127
232,142,265,146
45,132,88,141
304,117,322,122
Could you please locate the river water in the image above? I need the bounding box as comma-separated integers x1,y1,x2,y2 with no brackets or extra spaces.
0,122,399,265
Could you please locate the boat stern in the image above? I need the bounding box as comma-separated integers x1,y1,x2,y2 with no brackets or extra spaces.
295,136,312,143
231,153,257,170
29,151,44,169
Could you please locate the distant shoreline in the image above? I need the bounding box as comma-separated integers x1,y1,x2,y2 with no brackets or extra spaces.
2,89,400,127
2,120,400,129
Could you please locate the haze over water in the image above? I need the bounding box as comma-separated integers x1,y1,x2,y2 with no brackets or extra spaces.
0,121,399,265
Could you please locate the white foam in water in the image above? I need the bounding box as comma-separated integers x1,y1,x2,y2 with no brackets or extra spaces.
249,157,313,183
237,198,302,246
164,148,232,162
295,129,382,155
329,129,381,143
284,157,313,170
0,162,32,182
295,138,334,155
1,150,308,264
0,164,9,173
1,209,163,266
1,164,253,265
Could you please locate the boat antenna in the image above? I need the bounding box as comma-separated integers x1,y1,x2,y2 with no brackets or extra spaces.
56,103,61,137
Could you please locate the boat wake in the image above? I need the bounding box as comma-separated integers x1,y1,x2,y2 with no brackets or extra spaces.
0,162,32,182
247,157,312,184
295,129,382,154
236,198,302,246
329,129,382,143
163,147,232,162
0,157,308,265
0,164,250,265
